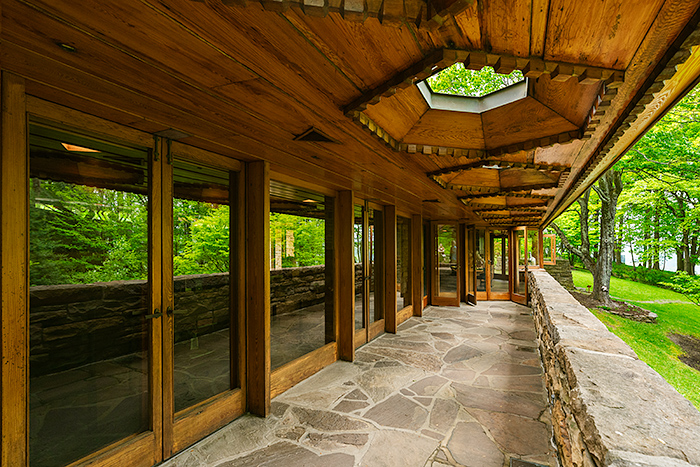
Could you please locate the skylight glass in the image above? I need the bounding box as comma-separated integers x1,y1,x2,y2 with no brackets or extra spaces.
427,63,524,98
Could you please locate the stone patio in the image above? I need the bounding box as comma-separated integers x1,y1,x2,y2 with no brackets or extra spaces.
162,302,558,467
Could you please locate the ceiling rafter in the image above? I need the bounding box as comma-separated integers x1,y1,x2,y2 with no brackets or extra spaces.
459,194,555,202
471,206,547,212
431,177,559,192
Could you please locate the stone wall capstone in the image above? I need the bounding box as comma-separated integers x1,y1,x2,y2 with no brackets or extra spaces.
528,269,700,467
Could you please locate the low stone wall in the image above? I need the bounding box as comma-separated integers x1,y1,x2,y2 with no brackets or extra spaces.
543,257,575,290
528,269,700,467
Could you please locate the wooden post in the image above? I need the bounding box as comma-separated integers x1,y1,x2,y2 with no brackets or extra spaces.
246,161,270,417
411,214,423,316
337,191,355,361
1,72,28,467
158,137,171,459
384,205,397,333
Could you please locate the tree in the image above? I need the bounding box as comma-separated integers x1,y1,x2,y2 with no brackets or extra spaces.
553,170,623,306
427,64,524,97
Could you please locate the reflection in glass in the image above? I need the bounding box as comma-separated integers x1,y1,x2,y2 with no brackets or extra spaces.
490,230,509,293
397,216,412,311
515,229,527,295
467,227,476,299
476,229,486,292
29,125,149,467
436,224,458,297
173,160,234,413
354,204,364,330
269,181,334,369
369,208,384,323
528,229,540,267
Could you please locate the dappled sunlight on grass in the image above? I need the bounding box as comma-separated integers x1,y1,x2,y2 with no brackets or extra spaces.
572,269,700,410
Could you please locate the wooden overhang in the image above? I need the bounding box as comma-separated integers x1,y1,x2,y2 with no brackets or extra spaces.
3,0,700,226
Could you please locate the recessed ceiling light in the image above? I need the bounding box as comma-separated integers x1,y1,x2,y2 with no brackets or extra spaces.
302,199,316,203
56,42,77,53
61,143,99,153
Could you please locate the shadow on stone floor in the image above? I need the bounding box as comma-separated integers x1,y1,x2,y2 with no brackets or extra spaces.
164,302,559,467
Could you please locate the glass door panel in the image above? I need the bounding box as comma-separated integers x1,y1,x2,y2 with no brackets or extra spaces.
368,208,384,325
466,226,477,304
396,216,411,311
354,204,365,332
513,227,527,304
528,229,541,268
432,222,459,306
476,229,487,300
28,125,152,466
172,160,235,413
489,229,510,299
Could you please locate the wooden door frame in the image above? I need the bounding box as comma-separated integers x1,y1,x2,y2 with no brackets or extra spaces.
430,221,460,307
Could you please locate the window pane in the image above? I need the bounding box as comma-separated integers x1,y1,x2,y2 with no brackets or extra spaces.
173,159,234,413
29,125,149,467
528,230,540,267
476,229,486,292
397,216,411,310
491,230,509,293
270,181,334,369
515,229,527,295
369,208,384,323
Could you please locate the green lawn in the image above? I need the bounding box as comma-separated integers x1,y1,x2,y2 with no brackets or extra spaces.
571,268,700,410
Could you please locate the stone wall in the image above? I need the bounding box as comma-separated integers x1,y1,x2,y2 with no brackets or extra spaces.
31,266,330,376
528,269,700,467
543,257,575,290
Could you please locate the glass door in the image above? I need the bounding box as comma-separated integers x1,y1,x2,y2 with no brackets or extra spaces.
512,227,527,304
466,226,477,305
28,124,159,467
431,222,460,306
354,202,385,347
488,229,510,300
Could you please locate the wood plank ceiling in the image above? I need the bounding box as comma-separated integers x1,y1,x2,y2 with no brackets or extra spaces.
3,0,700,225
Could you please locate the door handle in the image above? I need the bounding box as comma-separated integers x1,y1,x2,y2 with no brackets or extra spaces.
145,309,162,319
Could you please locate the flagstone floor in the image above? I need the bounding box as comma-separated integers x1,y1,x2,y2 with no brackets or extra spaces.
162,302,559,467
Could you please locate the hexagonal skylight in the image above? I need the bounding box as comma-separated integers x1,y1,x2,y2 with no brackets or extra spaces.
426,63,524,98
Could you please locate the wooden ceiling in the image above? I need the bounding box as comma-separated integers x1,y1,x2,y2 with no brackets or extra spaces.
3,0,700,225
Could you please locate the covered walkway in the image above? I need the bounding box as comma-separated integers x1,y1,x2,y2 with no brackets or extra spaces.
162,302,557,467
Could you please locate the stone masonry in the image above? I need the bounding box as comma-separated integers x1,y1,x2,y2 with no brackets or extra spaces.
543,257,575,291
529,269,700,467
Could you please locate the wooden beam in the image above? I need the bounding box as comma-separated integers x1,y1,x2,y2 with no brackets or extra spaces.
343,49,454,115
1,72,28,467
459,194,554,202
427,159,570,177
437,178,559,192
384,204,397,334
337,190,355,362
246,161,270,417
411,214,423,317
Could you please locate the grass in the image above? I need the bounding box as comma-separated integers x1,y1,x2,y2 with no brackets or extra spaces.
571,268,700,410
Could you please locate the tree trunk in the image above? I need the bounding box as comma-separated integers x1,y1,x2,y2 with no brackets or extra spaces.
677,246,685,273
590,170,623,307
614,211,624,264
653,204,660,270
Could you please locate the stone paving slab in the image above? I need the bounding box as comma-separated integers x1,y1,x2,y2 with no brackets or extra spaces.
162,302,558,467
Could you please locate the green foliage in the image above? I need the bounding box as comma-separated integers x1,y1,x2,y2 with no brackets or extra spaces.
270,213,325,268
662,272,700,307
427,64,524,97
572,269,700,409
611,263,675,288
173,202,230,275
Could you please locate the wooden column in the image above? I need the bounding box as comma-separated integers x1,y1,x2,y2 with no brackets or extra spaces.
411,214,423,317
337,191,355,361
158,137,171,459
246,161,270,417
1,72,28,467
384,205,397,333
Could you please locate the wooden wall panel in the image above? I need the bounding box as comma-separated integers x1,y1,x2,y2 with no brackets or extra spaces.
545,0,665,69
530,0,551,56
482,0,532,57
384,205,397,333
246,161,271,417
411,214,423,317
337,191,355,361
531,76,602,127
363,87,428,142
403,110,485,149
1,72,28,467
482,97,577,149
